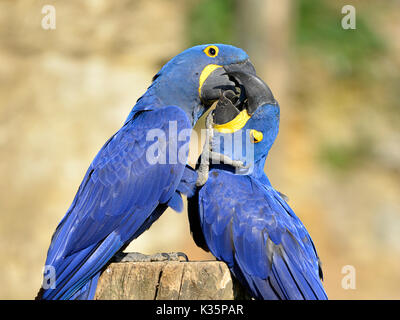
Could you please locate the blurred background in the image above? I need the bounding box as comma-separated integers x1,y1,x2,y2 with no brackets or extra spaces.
0,0,399,299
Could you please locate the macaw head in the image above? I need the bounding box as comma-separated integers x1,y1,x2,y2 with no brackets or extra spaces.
147,44,256,125
211,71,280,172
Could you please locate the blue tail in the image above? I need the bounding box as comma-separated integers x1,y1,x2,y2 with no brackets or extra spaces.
69,272,100,300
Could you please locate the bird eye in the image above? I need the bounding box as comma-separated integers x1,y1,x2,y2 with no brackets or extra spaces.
250,129,263,143
204,45,219,58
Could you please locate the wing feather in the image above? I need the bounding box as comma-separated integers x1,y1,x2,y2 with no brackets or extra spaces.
42,106,191,299
197,169,327,300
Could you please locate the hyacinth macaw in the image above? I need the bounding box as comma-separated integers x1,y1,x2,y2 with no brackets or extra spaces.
188,71,328,300
37,44,257,300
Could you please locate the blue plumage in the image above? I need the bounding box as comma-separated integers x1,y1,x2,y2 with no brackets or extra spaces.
42,107,190,300
39,44,253,299
188,99,328,300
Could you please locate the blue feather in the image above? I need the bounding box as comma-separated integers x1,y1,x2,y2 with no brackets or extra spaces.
38,44,265,299
188,102,328,300
41,106,191,299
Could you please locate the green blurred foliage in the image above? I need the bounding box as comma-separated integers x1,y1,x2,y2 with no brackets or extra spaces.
187,0,393,173
294,0,393,171
318,136,372,171
188,0,385,80
187,0,236,46
295,0,385,78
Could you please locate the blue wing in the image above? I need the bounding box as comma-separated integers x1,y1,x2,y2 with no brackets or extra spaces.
195,169,327,300
41,106,191,299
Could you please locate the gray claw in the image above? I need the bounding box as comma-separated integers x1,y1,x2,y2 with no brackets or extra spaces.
176,252,189,262
155,252,189,262
113,252,152,262
113,252,189,263
162,252,189,262
209,151,247,168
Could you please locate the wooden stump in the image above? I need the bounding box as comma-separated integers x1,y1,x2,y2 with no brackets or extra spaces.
94,260,249,300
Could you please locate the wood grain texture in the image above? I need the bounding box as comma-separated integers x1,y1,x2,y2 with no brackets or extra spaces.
94,260,249,300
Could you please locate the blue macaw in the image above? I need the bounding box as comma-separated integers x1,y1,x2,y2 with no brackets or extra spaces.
37,44,257,300
188,71,328,300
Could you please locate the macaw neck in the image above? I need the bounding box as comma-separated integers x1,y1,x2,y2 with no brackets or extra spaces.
126,78,205,126
249,155,272,186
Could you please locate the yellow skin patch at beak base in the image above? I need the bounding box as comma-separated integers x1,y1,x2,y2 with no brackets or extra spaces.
250,129,263,143
213,109,251,133
198,64,222,96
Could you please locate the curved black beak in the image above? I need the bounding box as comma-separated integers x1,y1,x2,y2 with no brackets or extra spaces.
223,70,276,115
223,59,257,76
200,59,257,107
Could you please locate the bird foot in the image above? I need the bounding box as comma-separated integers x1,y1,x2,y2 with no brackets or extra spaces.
113,251,189,263
195,111,214,187
195,111,248,187
209,151,247,168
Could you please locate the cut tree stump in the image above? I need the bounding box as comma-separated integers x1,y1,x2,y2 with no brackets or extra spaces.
94,260,249,300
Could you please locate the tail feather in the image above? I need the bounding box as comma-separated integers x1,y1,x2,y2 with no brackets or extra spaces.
69,272,100,300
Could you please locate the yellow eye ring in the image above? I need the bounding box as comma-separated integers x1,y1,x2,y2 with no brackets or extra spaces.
204,45,219,58
250,129,263,143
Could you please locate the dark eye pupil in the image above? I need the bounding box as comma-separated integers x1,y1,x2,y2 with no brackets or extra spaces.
209,48,216,55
